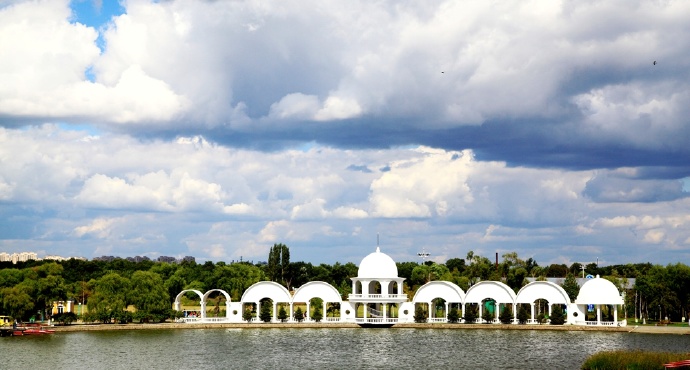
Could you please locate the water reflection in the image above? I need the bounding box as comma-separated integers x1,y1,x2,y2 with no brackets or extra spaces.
1,328,689,370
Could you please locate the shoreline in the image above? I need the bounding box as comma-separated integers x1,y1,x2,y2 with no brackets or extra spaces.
45,322,690,335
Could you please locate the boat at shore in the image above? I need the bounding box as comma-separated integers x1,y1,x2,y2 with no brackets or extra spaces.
1,318,56,337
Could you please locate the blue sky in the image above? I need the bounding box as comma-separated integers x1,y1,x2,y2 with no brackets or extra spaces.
0,0,688,267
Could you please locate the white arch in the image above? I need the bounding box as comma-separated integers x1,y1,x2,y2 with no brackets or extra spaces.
464,281,516,304
515,281,570,305
203,289,232,303
241,281,292,303
412,281,465,303
203,289,232,318
173,289,204,316
292,281,342,303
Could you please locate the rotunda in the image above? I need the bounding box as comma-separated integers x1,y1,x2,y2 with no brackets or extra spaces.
346,247,407,327
574,275,625,326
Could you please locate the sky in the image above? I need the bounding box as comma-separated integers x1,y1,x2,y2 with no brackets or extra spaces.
0,0,689,267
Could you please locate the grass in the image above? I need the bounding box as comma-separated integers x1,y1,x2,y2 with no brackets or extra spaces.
581,350,690,370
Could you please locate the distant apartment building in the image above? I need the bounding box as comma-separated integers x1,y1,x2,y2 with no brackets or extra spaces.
0,251,38,264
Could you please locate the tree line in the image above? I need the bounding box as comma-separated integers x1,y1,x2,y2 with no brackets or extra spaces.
0,244,687,323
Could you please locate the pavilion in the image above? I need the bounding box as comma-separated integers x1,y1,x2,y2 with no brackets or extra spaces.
173,247,627,326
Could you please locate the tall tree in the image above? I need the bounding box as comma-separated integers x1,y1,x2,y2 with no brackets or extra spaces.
267,243,290,287
130,271,170,322
88,272,131,323
561,273,579,303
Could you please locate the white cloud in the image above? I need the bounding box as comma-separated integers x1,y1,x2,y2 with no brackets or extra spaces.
0,0,189,124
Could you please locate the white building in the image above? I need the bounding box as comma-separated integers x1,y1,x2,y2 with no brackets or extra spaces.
174,247,626,326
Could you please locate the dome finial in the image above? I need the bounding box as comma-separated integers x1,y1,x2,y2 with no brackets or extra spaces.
376,246,380,253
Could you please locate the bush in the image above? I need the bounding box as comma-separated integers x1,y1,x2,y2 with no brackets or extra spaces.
499,306,513,324
517,306,529,324
582,350,690,370
53,312,77,325
312,305,323,323
550,305,566,325
463,305,478,324
481,306,494,324
278,306,288,322
242,309,253,323
259,302,272,323
413,306,427,323
447,307,460,323
294,307,304,322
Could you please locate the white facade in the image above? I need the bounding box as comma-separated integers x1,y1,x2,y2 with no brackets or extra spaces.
174,248,626,326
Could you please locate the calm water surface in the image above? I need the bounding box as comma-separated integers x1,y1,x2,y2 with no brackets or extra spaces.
2,328,689,369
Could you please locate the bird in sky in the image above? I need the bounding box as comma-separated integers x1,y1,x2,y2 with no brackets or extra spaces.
653,61,657,65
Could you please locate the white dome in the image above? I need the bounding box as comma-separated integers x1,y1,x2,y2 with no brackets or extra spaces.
357,247,398,278
575,276,624,305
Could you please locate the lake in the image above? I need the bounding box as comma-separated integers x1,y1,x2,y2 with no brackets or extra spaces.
2,327,689,369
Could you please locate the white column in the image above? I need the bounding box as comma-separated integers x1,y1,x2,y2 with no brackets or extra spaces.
596,305,601,325
306,303,310,321
383,304,387,320
428,302,432,320
323,302,327,321
614,306,618,325
479,303,483,323
289,303,294,322
495,303,500,323
272,302,277,322
200,302,207,319
445,302,449,321
548,304,552,318
512,304,517,324
530,303,535,324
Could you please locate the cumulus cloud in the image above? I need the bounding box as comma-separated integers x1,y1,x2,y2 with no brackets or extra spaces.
1,0,688,172
1,0,690,264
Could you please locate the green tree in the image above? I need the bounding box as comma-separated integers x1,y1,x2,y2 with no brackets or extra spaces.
517,305,529,324
267,243,290,287
561,273,579,302
259,301,272,323
312,304,323,322
550,305,566,325
294,307,304,322
499,306,513,324
0,286,34,319
243,309,254,323
463,305,478,324
278,305,288,322
447,307,460,323
482,304,494,323
129,271,170,322
413,305,427,323
88,272,131,323
506,267,528,293
445,258,466,274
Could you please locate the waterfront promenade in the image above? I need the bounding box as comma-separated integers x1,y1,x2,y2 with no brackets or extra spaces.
46,322,690,334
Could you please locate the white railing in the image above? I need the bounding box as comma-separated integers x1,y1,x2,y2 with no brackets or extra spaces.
204,317,230,323
355,318,399,324
178,318,202,323
428,318,446,323
324,317,341,322
348,294,408,299
576,320,618,326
